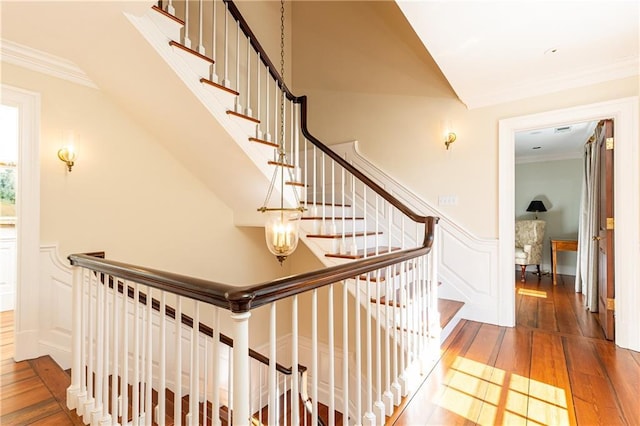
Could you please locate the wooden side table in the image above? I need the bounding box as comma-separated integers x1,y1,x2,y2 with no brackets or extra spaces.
550,239,578,285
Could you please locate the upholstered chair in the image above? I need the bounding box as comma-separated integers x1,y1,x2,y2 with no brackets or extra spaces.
515,219,546,282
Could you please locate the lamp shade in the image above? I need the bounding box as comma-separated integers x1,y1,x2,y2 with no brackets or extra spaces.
526,200,547,213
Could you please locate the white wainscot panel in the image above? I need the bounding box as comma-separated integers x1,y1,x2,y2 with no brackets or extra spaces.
440,231,492,296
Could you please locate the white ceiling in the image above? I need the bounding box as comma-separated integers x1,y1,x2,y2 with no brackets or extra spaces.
396,0,640,110
396,0,638,162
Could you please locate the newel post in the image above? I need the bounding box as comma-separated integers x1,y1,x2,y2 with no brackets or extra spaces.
231,310,251,425
66,265,83,410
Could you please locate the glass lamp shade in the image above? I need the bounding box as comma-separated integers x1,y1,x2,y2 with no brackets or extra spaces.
264,209,302,264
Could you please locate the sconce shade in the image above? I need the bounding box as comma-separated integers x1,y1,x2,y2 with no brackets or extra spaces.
526,200,547,213
57,146,77,172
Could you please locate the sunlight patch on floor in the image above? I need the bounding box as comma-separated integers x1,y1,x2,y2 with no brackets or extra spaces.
517,288,548,299
436,356,569,425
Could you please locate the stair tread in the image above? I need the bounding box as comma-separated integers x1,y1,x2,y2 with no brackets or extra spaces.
302,216,364,220
303,200,352,207
326,246,400,259
151,5,185,26
200,77,240,96
168,40,214,64
227,110,260,123
249,137,278,148
306,231,382,239
268,160,295,168
439,298,465,329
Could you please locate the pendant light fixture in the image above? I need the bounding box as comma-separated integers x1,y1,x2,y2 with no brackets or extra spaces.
258,0,304,264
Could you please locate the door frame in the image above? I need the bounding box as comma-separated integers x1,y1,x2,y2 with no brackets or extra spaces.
497,97,639,351
1,84,41,361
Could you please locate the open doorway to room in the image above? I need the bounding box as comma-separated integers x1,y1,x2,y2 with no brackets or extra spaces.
498,98,639,351
0,104,19,360
1,85,41,362
512,120,616,338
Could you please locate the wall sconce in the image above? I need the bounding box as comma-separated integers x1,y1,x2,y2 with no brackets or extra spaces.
442,120,457,150
57,145,77,172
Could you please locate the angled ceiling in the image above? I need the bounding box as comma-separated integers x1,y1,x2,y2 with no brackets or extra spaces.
396,0,640,109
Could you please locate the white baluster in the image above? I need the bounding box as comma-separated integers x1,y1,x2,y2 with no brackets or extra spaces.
83,274,95,423
100,276,111,425
231,311,251,426
77,270,89,415
210,0,218,83
328,284,335,426
121,281,129,424
351,175,357,256
321,153,326,235
159,292,166,425
183,0,191,49
197,0,205,54
212,308,221,426
234,21,241,112
189,302,200,425
203,333,209,426
354,277,362,426
174,296,182,426
145,289,153,426
342,281,349,426
111,278,119,425
66,267,83,410
374,270,385,424
268,303,277,426
133,284,140,425
245,37,252,117
364,273,374,426
264,66,270,141
340,168,346,254
311,289,318,423
222,3,230,88
256,52,261,138
165,0,175,15
291,295,299,425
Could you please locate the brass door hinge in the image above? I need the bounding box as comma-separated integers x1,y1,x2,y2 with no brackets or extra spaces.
606,137,614,150
607,297,615,311
607,217,615,230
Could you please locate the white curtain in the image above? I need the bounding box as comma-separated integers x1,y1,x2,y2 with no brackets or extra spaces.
574,123,604,312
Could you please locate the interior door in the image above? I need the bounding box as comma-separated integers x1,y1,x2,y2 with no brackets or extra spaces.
597,119,615,340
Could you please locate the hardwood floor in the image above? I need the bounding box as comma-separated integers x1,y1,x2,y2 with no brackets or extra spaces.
0,310,83,425
393,273,640,425
2,275,639,425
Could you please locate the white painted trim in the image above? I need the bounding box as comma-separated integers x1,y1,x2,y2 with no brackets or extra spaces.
1,39,98,89
499,97,640,350
1,85,41,361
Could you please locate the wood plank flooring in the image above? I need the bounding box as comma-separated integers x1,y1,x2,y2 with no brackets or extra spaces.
0,310,83,425
2,274,639,425
393,273,640,425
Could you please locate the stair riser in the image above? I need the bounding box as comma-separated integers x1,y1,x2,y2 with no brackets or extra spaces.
300,218,368,235
306,234,388,255
303,204,354,219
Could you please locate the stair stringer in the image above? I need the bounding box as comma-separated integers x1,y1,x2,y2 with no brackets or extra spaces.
125,10,297,227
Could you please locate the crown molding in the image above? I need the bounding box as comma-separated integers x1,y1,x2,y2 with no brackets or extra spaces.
1,39,98,89
464,57,639,109
515,151,582,165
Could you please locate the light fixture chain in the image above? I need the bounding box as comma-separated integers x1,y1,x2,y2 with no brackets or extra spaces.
279,0,286,208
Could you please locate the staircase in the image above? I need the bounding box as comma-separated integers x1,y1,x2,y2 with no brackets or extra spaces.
60,1,467,425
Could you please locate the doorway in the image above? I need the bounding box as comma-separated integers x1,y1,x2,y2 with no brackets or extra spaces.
498,97,640,351
1,84,41,362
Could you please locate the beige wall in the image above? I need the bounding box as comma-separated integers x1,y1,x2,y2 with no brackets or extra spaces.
291,1,639,239
515,158,583,274
2,62,286,286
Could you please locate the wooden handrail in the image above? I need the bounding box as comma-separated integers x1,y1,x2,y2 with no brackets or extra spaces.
69,216,436,313
97,268,305,376
221,0,429,224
